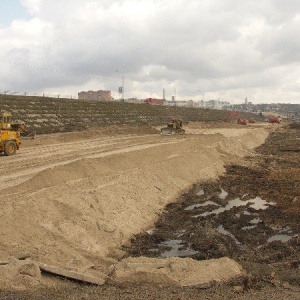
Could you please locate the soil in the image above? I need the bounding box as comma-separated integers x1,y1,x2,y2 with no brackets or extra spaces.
0,122,299,299
124,123,300,298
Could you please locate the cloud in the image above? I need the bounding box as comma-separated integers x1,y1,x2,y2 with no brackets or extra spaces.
0,0,299,103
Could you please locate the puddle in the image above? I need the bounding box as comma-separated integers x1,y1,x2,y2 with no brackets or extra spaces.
249,218,262,224
176,229,186,237
160,240,198,258
278,226,293,234
196,189,205,196
219,187,228,199
185,201,219,211
243,211,251,215
194,197,274,217
241,225,257,231
149,248,159,252
267,234,297,243
217,225,241,245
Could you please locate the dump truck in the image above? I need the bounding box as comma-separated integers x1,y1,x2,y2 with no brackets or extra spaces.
268,117,281,124
161,119,185,135
0,112,24,156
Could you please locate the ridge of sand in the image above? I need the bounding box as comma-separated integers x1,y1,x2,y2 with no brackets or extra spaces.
0,126,269,289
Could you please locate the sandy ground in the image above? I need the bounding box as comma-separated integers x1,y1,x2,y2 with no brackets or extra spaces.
0,123,270,291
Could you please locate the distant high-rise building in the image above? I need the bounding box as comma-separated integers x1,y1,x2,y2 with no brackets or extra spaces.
78,90,112,101
245,97,248,105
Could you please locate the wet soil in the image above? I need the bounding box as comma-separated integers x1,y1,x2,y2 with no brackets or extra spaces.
123,123,300,295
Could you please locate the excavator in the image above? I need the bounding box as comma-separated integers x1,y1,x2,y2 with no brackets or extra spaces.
225,112,247,125
161,118,185,135
0,112,24,156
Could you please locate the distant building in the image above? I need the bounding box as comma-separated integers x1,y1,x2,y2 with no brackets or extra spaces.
78,90,112,101
144,98,165,105
127,98,141,104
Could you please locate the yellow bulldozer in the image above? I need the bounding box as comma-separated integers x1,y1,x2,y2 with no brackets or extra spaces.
0,112,24,156
160,118,185,135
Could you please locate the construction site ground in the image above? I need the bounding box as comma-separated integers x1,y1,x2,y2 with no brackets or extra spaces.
0,121,299,299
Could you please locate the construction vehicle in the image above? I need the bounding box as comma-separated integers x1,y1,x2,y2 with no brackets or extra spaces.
161,119,185,135
226,112,247,125
268,117,281,124
0,112,24,156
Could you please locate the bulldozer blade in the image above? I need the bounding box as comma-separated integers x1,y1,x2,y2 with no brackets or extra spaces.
160,128,185,135
160,128,176,135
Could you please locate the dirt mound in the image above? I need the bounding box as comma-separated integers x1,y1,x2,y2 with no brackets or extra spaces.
113,256,244,287
0,126,269,290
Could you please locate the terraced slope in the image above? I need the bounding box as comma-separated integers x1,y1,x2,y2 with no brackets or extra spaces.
0,94,258,134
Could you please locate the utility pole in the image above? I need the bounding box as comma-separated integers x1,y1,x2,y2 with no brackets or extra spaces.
122,76,124,101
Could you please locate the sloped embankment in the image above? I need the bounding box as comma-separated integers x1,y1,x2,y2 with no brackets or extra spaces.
0,94,260,134
0,126,268,289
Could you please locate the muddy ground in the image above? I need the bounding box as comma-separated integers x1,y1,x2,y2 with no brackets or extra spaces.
0,123,299,299
124,123,300,297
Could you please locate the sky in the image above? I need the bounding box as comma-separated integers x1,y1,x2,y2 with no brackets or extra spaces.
0,0,300,104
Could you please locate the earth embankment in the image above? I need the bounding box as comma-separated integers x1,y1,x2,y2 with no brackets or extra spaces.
0,124,269,290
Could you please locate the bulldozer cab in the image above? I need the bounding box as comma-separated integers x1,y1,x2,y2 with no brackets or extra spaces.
1,113,12,130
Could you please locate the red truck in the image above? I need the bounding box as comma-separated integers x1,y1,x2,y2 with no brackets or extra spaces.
268,117,281,123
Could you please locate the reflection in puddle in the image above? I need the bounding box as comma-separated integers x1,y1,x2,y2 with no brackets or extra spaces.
185,201,219,211
217,225,241,245
194,197,274,217
160,240,198,258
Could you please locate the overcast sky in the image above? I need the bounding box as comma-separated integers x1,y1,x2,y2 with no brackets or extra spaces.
0,0,299,103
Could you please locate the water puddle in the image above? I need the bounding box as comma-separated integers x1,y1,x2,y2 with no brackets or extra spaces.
160,240,198,258
196,189,205,196
185,201,219,211
243,210,252,215
241,225,257,231
249,218,262,224
266,225,297,243
219,187,228,199
267,234,297,243
217,225,241,245
241,217,262,230
194,197,274,218
146,229,155,235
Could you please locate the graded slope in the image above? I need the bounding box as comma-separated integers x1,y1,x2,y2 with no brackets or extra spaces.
0,125,269,288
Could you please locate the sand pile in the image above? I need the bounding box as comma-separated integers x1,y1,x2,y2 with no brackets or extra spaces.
0,126,269,288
